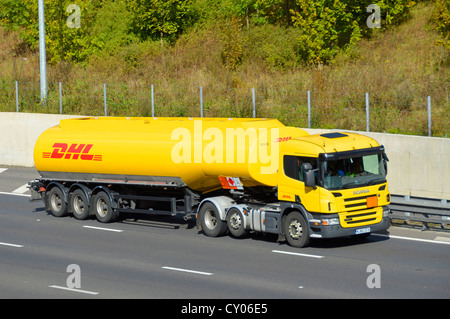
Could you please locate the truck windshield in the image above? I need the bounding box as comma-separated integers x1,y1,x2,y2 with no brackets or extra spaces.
321,152,387,190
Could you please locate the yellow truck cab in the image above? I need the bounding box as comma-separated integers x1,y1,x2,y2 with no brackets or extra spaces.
272,131,391,247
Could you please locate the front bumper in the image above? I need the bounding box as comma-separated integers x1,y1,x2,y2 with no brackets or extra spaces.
309,216,391,238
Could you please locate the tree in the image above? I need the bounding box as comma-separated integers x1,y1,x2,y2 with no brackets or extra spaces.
126,0,195,42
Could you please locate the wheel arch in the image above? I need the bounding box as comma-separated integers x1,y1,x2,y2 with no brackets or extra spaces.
197,196,235,221
45,182,68,210
90,185,118,209
280,202,310,235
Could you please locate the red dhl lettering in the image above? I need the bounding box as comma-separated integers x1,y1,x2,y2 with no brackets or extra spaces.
275,136,292,143
42,143,102,161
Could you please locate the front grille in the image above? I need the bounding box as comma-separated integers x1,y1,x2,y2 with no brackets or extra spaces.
340,209,381,228
344,195,376,210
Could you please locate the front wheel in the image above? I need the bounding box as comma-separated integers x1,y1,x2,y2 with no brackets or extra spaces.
198,202,227,237
283,211,310,248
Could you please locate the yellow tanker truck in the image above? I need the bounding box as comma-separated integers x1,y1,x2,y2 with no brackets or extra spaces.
29,117,391,247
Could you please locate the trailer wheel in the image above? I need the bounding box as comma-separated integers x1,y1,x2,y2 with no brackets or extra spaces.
226,208,248,239
70,189,90,220
93,191,117,223
47,186,68,217
198,202,227,237
283,211,310,248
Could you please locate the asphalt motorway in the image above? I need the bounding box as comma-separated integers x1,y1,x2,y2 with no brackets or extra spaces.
0,167,449,300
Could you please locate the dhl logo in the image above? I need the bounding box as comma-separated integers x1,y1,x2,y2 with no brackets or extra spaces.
43,143,102,161
275,136,292,143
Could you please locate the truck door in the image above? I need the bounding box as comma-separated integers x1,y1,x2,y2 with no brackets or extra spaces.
278,155,321,213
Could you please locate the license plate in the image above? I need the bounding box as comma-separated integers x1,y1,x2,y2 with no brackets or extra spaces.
355,227,371,235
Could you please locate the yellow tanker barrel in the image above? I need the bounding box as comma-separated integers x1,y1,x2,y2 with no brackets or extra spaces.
34,117,309,192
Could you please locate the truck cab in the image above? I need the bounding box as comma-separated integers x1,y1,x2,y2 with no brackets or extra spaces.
200,130,391,248
273,132,390,246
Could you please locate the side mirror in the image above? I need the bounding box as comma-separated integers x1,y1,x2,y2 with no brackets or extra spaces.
302,163,316,188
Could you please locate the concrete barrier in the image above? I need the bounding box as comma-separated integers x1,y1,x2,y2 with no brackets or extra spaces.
304,129,450,201
1,112,448,200
0,112,84,167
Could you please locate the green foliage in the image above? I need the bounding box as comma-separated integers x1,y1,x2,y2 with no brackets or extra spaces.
290,0,415,64
0,0,103,63
126,0,196,42
432,0,450,49
0,0,419,66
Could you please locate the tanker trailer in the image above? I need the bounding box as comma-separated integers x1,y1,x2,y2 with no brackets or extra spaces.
29,117,391,248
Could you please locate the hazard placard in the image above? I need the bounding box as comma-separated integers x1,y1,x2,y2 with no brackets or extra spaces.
218,176,244,190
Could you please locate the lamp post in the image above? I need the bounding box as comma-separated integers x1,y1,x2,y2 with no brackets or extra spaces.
38,0,47,105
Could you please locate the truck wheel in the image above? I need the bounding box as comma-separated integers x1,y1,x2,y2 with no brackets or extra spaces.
198,202,227,237
226,208,248,239
283,211,310,248
70,189,90,220
93,191,117,223
47,186,68,217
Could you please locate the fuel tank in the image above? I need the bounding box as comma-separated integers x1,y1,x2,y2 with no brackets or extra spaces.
34,117,309,192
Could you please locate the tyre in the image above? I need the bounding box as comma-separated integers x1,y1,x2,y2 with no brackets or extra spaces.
283,211,310,248
93,191,117,223
226,208,248,239
69,189,90,220
198,202,227,237
47,186,68,217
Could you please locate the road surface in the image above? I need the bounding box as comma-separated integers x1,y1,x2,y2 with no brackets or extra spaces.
0,167,449,301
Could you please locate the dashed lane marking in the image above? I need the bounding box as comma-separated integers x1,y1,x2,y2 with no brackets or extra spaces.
162,266,214,276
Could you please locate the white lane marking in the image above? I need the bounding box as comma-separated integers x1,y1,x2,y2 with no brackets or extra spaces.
162,266,214,276
0,168,8,173
12,184,29,194
49,285,99,295
373,233,450,245
434,236,450,243
82,225,123,233
0,191,30,197
0,242,24,248
272,250,324,259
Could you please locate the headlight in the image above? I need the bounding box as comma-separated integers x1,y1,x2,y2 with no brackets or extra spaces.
321,218,340,226
382,207,390,217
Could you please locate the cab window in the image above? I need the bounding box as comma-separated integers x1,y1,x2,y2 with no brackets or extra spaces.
283,155,318,182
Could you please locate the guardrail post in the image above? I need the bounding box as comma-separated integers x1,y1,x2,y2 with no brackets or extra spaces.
59,82,63,114
15,81,19,112
151,84,155,117
427,96,432,137
200,86,203,117
307,90,311,128
252,88,256,118
366,92,370,132
103,83,107,116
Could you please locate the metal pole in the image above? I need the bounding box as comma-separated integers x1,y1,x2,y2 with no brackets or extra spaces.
200,86,203,117
365,92,370,132
15,81,19,112
151,84,154,117
427,96,432,137
38,0,47,104
59,82,63,114
252,88,256,118
307,90,311,128
103,83,107,116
